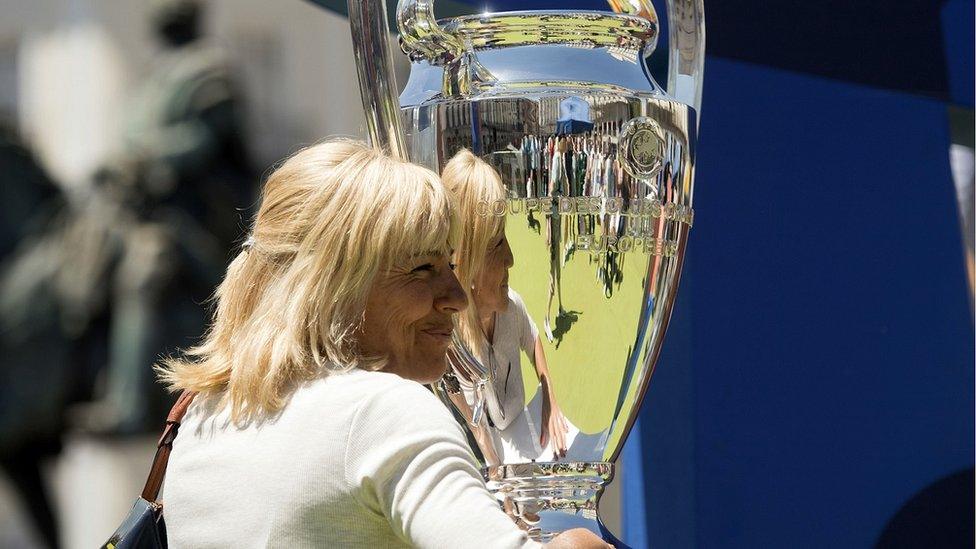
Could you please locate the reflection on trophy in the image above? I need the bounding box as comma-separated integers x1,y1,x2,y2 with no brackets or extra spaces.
347,0,704,542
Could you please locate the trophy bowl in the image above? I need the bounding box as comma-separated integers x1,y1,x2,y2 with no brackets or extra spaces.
347,0,704,543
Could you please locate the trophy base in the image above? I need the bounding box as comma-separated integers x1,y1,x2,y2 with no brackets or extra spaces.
483,461,623,544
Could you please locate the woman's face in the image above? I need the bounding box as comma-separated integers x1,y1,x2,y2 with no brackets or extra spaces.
360,251,468,383
473,230,514,316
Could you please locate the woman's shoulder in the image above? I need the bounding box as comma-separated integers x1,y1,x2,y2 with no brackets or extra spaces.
305,369,456,426
333,371,472,470
317,368,434,398
316,368,423,393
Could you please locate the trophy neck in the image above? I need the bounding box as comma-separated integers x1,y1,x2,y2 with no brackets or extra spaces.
483,461,615,542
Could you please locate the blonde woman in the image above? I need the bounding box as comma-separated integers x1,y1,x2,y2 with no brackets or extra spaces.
442,150,570,463
158,140,607,548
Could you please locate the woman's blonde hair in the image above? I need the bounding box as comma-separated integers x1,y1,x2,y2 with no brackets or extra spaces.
158,139,456,421
440,149,506,361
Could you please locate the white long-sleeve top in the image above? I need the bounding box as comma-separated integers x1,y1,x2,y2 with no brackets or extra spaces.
163,368,541,548
461,289,538,432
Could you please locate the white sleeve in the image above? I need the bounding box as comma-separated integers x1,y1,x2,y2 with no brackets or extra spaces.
510,291,540,361
344,381,542,549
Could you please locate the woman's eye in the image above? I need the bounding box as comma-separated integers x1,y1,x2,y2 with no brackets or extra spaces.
411,263,435,274
448,263,457,271
493,237,505,249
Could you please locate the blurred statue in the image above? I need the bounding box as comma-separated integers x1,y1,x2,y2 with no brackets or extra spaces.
0,1,251,542
72,0,254,433
0,118,68,549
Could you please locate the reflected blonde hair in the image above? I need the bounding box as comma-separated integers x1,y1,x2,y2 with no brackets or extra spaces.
440,149,506,361
158,139,456,421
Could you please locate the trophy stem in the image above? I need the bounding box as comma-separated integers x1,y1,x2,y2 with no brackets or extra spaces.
483,462,621,544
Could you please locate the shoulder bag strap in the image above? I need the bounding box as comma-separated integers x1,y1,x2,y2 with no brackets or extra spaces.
141,390,197,502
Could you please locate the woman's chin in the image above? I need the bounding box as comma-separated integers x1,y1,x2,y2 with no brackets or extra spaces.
414,362,449,385
397,353,450,385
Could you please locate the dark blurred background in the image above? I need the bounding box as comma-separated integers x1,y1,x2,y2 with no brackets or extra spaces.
0,0,972,548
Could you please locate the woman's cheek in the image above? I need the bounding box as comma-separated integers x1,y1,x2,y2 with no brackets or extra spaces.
403,279,437,319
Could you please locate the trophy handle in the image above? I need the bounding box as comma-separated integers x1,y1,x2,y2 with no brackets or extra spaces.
347,0,410,160
607,0,704,117
396,0,464,63
663,0,705,117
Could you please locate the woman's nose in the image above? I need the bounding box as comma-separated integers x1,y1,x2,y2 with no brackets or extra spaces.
503,239,515,268
435,267,468,314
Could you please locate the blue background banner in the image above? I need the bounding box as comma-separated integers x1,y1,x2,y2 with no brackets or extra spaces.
629,55,974,548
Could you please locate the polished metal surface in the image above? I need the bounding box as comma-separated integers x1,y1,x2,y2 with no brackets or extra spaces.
484,462,614,543
666,0,705,116
348,0,704,542
397,0,464,63
414,92,695,461
347,0,409,159
442,12,657,52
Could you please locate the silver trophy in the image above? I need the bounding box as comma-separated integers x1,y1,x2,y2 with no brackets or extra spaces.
348,0,704,543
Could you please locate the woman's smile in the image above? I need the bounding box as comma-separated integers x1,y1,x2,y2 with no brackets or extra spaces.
419,324,454,344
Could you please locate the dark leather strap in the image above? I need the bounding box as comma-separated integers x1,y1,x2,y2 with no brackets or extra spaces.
141,390,196,502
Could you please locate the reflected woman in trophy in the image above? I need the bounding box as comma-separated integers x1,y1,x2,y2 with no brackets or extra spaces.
441,150,570,465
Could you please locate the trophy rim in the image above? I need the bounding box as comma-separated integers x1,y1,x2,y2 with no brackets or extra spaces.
438,8,653,19
483,461,614,483
437,10,658,53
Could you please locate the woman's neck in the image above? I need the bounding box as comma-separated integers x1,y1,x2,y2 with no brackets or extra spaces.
479,310,496,343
